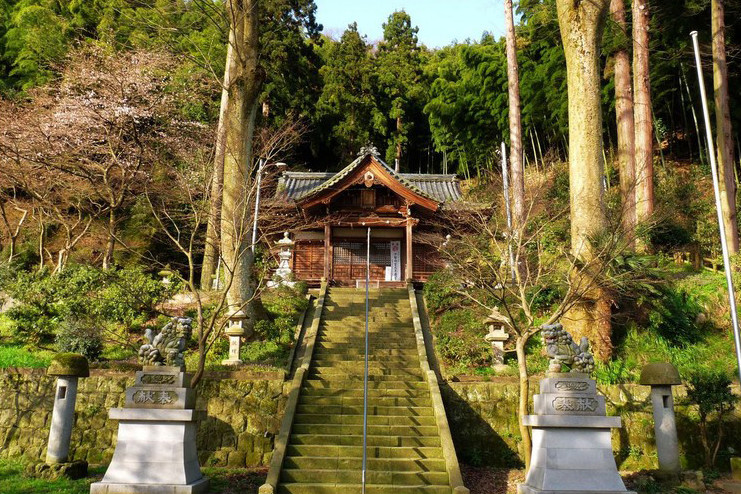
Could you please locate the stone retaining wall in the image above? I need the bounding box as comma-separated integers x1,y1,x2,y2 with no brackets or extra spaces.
0,369,286,468
442,380,741,471
2,368,739,471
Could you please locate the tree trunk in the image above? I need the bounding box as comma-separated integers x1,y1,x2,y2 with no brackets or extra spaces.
220,0,262,327
396,115,403,166
505,0,525,227
200,38,235,289
102,208,116,269
712,0,739,253
633,0,654,225
37,217,45,272
610,0,636,246
516,338,532,470
556,0,613,360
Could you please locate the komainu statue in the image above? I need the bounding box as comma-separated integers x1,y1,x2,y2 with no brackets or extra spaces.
138,317,192,367
542,323,595,374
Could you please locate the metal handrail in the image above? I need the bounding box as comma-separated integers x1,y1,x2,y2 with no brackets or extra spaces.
362,227,370,493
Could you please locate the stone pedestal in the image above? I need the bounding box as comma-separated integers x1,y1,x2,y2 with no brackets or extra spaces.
90,366,208,494
518,373,635,494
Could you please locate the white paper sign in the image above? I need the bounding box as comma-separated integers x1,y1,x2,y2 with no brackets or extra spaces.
390,241,401,281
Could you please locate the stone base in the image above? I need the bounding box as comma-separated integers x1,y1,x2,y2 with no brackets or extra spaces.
98,408,205,491
90,477,209,494
26,460,88,480
221,358,243,366
719,481,741,494
519,416,633,493
518,486,635,494
267,280,296,288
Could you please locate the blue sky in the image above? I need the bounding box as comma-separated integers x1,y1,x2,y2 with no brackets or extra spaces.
314,0,506,48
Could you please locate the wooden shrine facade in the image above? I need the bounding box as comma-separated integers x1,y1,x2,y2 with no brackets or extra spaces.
276,151,463,286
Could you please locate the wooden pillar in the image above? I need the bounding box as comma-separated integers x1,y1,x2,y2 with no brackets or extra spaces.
324,224,331,281
405,220,413,281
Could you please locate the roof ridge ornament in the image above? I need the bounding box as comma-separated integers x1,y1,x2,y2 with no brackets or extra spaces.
358,144,380,158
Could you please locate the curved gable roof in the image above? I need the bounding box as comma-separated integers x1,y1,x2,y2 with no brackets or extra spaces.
278,155,462,206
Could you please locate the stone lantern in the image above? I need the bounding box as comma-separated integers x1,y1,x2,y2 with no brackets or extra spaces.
484,311,509,371
46,353,89,465
158,265,175,286
222,309,248,366
268,232,296,288
640,362,682,478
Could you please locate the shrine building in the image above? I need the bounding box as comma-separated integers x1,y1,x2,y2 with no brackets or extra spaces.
276,149,463,286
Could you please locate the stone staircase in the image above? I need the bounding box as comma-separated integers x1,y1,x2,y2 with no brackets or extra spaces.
277,287,451,494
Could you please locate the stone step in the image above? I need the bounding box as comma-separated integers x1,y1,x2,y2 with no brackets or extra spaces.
316,333,416,342
306,374,425,383
277,483,451,494
303,380,427,390
316,338,414,345
292,414,437,427
282,456,447,472
280,468,449,486
311,349,419,358
288,434,441,447
285,444,444,459
308,367,423,378
297,396,432,408
314,342,418,350
308,360,420,370
312,356,415,365
299,388,430,398
295,404,434,417
290,424,439,437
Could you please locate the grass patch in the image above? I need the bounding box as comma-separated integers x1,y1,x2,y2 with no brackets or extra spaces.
0,458,104,494
0,344,54,369
0,459,266,494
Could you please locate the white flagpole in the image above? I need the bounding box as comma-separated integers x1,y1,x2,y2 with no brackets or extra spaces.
690,31,741,383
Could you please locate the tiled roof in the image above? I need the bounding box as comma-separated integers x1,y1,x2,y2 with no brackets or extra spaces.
278,156,463,204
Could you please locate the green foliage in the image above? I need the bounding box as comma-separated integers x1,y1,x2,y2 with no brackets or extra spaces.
424,36,508,173
54,318,104,362
686,370,737,419
644,285,706,347
376,11,425,165
315,23,386,164
686,369,738,467
433,309,490,368
0,343,53,368
3,265,170,346
422,269,461,313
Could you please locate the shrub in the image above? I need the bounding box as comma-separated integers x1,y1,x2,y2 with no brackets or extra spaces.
686,370,738,468
433,309,490,368
645,286,706,347
4,264,169,346
263,285,309,319
55,318,104,362
423,269,461,313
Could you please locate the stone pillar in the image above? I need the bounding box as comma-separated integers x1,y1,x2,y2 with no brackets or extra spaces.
222,310,247,366
640,363,682,477
46,353,89,465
